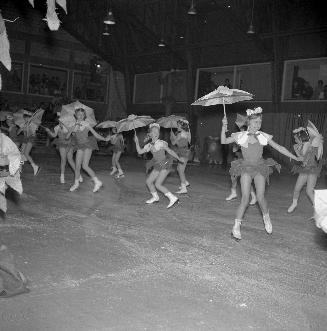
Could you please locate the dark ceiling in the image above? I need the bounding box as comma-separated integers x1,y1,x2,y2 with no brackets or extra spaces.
4,0,327,73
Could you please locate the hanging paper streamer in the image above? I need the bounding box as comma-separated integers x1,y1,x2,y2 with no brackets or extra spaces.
43,0,67,31
27,0,67,31
0,12,11,91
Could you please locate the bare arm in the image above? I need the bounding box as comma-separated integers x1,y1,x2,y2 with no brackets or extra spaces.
221,117,235,144
268,139,299,161
88,126,110,141
134,134,147,154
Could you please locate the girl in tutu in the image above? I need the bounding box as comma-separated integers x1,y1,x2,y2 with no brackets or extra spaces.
45,121,76,184
3,115,21,147
134,123,183,208
170,119,191,194
287,121,324,213
19,113,40,176
0,131,23,213
109,127,125,178
67,108,110,193
221,107,300,241
226,123,257,205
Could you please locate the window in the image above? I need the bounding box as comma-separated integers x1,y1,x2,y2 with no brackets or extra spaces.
28,64,68,97
282,58,327,101
196,63,272,101
0,62,23,93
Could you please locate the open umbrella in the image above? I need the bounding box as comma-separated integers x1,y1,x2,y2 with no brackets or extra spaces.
117,114,154,133
191,85,253,117
60,101,96,127
156,115,185,129
26,108,45,132
96,120,117,129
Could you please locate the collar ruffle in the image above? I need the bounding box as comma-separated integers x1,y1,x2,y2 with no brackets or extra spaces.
234,131,271,148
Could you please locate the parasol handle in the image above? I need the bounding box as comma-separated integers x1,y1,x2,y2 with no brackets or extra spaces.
222,99,228,131
223,99,226,118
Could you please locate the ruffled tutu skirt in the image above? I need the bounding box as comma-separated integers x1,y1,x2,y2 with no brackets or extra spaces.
145,156,173,173
53,138,72,149
291,162,322,176
230,158,281,183
112,145,124,153
174,146,190,159
22,135,36,144
73,136,98,151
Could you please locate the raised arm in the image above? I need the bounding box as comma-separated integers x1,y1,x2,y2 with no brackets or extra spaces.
268,139,300,161
221,117,235,144
134,134,147,154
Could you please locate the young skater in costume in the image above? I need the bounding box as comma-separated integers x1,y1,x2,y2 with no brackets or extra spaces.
1,114,21,147
226,122,257,205
170,119,191,194
67,108,110,193
0,131,23,213
221,107,300,241
134,123,183,208
45,121,76,184
19,112,40,176
287,121,324,213
109,127,125,178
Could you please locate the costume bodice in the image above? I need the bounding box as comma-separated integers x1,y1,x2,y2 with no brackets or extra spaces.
8,126,18,139
111,133,123,147
144,139,167,162
74,128,89,143
241,141,263,163
174,131,190,148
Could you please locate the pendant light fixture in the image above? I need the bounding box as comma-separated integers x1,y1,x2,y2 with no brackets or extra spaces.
102,25,110,36
104,1,116,25
188,0,197,15
247,0,255,34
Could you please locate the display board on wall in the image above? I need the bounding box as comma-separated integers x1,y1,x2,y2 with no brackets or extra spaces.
282,57,327,101
0,62,24,93
195,63,272,101
133,70,187,104
73,72,107,103
28,64,68,97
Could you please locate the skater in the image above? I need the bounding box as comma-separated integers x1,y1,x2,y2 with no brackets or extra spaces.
109,127,125,178
226,124,257,205
134,123,183,208
45,121,76,184
287,121,324,213
221,107,300,241
67,108,110,193
19,112,40,176
0,131,23,213
170,119,191,194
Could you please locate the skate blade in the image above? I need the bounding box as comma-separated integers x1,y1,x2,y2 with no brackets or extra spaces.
231,233,241,242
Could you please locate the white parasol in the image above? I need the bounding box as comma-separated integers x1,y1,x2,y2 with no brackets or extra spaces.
117,114,155,133
156,115,185,129
96,120,117,129
191,85,253,117
60,100,96,127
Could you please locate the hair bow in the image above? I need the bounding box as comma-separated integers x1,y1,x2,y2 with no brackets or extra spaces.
246,107,263,116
